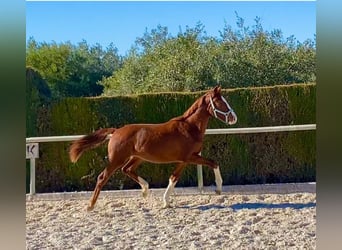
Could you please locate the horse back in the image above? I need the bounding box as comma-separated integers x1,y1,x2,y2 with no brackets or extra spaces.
110,120,203,163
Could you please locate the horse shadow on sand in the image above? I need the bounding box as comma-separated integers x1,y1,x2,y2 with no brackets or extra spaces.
179,202,316,211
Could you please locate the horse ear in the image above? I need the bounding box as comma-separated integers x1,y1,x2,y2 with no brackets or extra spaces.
213,86,221,94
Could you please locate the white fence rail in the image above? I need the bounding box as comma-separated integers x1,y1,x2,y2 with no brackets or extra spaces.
26,124,316,195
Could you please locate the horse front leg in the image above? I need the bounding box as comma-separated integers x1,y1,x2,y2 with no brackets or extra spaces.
213,167,223,194
188,154,223,194
163,163,186,208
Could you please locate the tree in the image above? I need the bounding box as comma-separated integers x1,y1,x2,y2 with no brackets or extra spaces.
216,14,316,88
27,14,316,97
26,38,122,98
26,38,72,98
100,16,316,95
100,22,218,95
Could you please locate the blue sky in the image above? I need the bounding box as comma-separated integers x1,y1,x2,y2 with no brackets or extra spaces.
26,1,316,55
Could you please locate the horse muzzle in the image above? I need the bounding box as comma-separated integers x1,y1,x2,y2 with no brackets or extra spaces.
227,110,237,125
216,109,237,125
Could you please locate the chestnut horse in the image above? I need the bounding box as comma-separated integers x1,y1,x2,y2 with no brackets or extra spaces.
69,86,237,211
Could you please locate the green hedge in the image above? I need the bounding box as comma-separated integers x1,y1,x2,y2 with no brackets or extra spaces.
31,83,316,193
26,67,52,193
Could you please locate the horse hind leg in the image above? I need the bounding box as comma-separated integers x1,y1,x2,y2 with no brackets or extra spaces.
121,157,149,198
139,176,149,198
86,166,115,211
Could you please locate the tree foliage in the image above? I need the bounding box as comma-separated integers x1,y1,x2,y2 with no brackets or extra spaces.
26,15,316,97
100,16,316,95
26,38,122,98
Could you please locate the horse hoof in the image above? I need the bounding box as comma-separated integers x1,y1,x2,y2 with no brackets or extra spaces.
86,205,94,212
215,190,222,195
142,190,149,198
162,203,172,209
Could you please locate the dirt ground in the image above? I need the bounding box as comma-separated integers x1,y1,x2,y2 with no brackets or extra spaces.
26,190,316,249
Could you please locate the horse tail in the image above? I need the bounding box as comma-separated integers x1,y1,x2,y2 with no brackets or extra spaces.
69,128,116,163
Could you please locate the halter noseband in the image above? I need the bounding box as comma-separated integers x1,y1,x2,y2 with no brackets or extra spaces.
209,95,236,124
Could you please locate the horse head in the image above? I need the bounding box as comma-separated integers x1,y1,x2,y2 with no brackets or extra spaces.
207,86,237,125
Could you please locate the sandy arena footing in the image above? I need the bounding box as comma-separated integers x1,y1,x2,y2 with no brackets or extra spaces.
26,183,316,249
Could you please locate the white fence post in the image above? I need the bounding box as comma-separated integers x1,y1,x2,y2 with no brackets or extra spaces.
26,142,39,195
30,158,36,195
197,152,203,192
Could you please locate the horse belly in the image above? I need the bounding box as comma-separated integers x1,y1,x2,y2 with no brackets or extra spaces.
133,129,196,163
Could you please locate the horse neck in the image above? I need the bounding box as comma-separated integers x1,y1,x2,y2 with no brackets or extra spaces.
182,97,211,134
186,106,210,134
